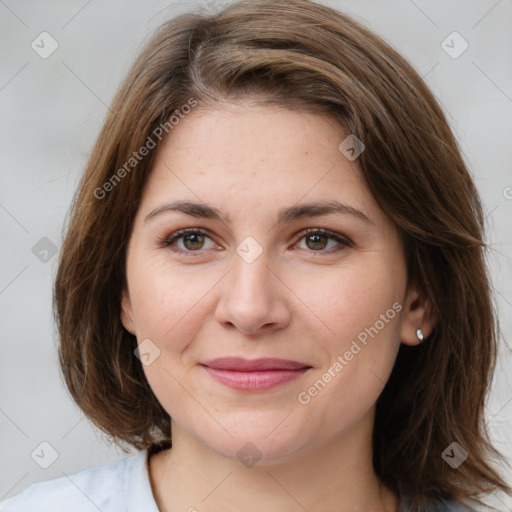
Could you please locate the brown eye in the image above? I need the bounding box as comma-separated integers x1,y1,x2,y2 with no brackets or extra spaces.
181,233,206,251
161,228,217,255
295,229,351,253
305,233,329,250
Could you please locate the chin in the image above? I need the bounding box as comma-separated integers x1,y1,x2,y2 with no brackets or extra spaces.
198,421,312,467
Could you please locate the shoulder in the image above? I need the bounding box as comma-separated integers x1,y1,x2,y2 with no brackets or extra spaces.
430,498,478,512
436,503,467,511
0,451,156,512
400,494,479,512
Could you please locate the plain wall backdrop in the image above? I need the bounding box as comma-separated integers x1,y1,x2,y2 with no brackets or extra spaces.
1,0,511,509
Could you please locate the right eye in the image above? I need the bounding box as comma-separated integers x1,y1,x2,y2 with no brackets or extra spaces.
159,228,218,255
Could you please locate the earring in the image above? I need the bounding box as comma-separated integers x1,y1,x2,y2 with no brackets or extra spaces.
416,328,425,342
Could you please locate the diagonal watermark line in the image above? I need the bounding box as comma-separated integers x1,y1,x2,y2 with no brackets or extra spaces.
61,415,85,439
266,163,337,235
62,0,93,29
0,0,29,28
265,410,294,437
496,290,512,309
0,265,29,296
163,368,234,438
265,470,309,511
0,203,29,233
0,472,29,501
496,323,512,353
498,331,512,354
201,471,233,502
472,61,512,103
486,397,512,425
164,267,233,337
483,205,500,241
0,408,29,438
61,472,105,512
490,245,512,265
484,204,499,223
61,61,116,116
422,62,439,79
472,0,501,30
407,0,439,29
43,172,69,186
368,367,385,385
0,62,29,93
265,266,336,335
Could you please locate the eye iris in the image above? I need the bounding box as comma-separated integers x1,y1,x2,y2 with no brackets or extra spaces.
183,234,204,250
306,234,328,250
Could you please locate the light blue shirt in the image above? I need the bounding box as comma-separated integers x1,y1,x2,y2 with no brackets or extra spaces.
0,449,474,511
0,451,159,512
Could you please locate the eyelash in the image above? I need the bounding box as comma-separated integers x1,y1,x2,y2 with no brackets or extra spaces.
158,227,352,257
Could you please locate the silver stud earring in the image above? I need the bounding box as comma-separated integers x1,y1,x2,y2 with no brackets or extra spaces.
416,328,424,342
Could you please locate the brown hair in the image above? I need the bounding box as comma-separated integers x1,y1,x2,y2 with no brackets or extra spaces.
54,0,511,509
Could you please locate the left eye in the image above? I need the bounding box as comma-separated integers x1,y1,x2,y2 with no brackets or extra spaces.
160,228,351,255
294,228,351,252
162,229,218,253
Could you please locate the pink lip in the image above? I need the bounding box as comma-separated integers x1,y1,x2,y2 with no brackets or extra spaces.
200,358,311,391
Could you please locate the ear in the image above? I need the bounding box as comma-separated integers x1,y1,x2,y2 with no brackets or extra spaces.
400,285,437,346
120,289,136,335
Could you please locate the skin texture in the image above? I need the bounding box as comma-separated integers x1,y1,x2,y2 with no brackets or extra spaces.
120,101,436,512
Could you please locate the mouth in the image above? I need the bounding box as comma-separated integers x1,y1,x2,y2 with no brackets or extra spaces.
199,357,312,392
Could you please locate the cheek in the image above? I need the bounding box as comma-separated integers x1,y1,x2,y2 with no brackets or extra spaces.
127,255,210,420
290,256,404,344
292,261,403,409
127,250,214,341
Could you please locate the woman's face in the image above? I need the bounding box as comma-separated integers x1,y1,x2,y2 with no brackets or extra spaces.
121,101,429,463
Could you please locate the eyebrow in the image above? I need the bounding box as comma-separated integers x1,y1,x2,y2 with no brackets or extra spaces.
144,199,373,225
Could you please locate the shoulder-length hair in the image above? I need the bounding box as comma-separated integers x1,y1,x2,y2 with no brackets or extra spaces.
54,0,511,509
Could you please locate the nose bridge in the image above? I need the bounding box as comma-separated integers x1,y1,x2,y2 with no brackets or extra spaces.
229,232,272,294
229,247,273,308
215,243,290,334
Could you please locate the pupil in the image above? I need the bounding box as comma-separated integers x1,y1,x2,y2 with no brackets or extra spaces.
308,234,326,250
185,234,203,249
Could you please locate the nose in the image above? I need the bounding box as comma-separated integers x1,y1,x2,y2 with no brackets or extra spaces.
214,251,291,335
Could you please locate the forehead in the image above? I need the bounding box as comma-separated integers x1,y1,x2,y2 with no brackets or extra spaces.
146,103,361,190
136,102,386,230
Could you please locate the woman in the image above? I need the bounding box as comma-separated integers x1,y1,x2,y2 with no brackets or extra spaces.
1,0,510,510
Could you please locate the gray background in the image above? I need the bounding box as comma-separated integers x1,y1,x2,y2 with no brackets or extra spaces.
1,0,511,509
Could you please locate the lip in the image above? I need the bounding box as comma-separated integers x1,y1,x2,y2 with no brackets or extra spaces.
200,357,312,391
202,357,310,371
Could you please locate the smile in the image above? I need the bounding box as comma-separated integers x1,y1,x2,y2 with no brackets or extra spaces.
200,357,312,391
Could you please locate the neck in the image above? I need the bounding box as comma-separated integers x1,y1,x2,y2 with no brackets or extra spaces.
148,413,398,512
